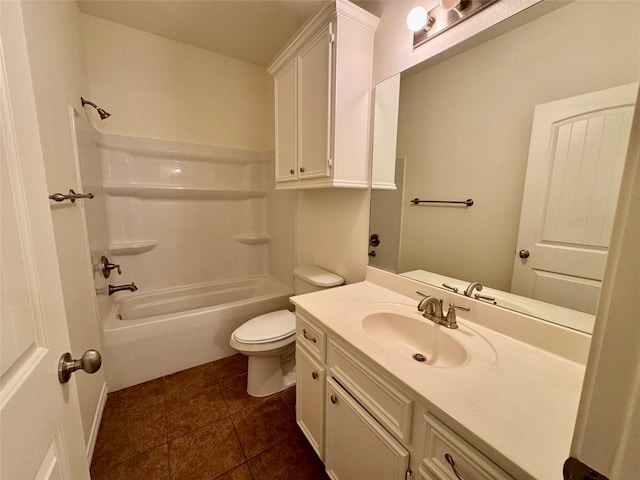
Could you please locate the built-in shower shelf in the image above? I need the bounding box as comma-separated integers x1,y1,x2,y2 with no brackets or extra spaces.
103,183,267,200
234,234,270,245
109,240,159,255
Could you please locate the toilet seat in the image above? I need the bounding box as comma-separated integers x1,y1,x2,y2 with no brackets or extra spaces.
232,310,295,344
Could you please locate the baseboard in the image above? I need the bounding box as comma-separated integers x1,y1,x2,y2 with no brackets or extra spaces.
86,381,108,463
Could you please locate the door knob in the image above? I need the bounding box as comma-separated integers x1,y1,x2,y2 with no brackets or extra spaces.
58,349,102,384
519,249,530,259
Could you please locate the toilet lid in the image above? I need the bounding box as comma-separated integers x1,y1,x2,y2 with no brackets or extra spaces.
232,310,296,344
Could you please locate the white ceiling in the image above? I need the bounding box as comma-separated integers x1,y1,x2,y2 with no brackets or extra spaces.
77,0,331,67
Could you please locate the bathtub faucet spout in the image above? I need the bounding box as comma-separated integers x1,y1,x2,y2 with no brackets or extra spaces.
108,282,138,296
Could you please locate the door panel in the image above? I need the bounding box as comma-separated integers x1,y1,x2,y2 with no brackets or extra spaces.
0,3,88,478
325,378,409,480
511,83,637,313
298,24,333,180
275,58,297,182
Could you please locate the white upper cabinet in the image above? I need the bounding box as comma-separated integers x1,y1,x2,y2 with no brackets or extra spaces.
268,0,379,190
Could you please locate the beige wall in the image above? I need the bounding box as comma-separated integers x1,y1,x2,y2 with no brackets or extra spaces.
81,14,274,151
368,0,541,85
296,189,370,284
395,1,640,290
20,0,106,455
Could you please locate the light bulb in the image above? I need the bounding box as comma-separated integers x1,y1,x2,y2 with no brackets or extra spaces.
406,6,428,32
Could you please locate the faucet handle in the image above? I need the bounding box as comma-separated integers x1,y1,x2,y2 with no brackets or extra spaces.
445,303,470,328
100,255,122,278
448,303,470,312
442,283,459,293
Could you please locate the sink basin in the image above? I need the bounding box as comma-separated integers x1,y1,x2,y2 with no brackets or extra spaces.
360,308,468,368
350,302,497,369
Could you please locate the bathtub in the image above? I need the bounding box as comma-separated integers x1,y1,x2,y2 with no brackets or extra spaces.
102,275,293,391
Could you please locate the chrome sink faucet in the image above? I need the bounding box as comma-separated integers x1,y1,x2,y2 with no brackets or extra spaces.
464,282,483,297
417,291,469,329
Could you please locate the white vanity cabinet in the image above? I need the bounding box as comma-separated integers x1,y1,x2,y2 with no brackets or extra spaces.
295,345,326,458
268,0,379,190
419,415,513,480
295,313,328,459
325,378,410,480
295,311,515,480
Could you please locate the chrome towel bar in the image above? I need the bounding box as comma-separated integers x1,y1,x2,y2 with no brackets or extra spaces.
410,198,473,207
49,189,94,203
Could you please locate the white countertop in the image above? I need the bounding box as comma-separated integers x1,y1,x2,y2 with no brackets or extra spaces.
290,280,586,480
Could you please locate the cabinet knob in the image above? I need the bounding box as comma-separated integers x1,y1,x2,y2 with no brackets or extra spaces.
289,169,294,174
330,395,338,404
312,371,318,380
299,167,305,173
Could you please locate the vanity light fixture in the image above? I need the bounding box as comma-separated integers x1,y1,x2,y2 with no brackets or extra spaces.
406,6,433,32
408,0,499,49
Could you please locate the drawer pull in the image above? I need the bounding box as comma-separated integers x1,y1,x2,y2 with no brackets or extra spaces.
312,371,318,380
445,453,465,480
302,329,317,343
330,395,338,404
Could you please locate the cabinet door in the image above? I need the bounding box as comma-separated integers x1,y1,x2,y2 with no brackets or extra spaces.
325,378,410,480
274,58,297,183
297,23,333,180
296,345,326,459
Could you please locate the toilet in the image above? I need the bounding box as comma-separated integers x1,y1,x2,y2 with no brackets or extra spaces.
229,265,344,397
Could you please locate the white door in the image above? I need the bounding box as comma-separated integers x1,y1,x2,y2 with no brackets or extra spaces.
511,83,638,314
0,3,89,479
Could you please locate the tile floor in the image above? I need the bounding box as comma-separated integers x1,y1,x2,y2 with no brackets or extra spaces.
91,354,330,480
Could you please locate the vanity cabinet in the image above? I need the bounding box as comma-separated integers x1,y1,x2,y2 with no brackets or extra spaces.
419,415,512,480
325,378,410,479
295,345,325,458
295,311,515,480
268,0,379,190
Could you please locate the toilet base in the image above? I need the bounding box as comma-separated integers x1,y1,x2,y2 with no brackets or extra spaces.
246,344,296,397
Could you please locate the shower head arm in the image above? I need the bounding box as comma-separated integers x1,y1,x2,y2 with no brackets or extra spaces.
80,96,111,120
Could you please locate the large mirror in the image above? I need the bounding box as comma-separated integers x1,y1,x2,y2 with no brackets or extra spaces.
369,1,640,334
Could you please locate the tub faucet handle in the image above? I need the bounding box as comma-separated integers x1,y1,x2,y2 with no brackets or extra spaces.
100,255,121,278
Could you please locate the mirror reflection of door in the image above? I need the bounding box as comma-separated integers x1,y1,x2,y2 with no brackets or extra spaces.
511,83,637,313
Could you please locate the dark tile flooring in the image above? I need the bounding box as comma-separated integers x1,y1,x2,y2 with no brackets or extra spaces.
91,354,329,480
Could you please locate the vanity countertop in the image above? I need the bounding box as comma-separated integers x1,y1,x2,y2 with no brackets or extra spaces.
290,280,586,480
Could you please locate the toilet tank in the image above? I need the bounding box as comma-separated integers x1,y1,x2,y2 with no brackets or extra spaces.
293,265,344,295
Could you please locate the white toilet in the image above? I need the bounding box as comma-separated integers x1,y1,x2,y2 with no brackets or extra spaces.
229,265,344,397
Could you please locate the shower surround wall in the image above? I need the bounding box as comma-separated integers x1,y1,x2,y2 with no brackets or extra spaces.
100,134,282,292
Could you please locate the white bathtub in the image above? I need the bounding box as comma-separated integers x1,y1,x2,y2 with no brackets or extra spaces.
102,276,293,391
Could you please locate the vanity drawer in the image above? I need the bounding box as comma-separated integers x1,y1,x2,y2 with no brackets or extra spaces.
296,313,326,362
328,339,413,443
420,414,513,480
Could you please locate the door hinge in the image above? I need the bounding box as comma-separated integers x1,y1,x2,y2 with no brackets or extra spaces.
328,158,333,168
330,32,335,44
405,468,413,479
